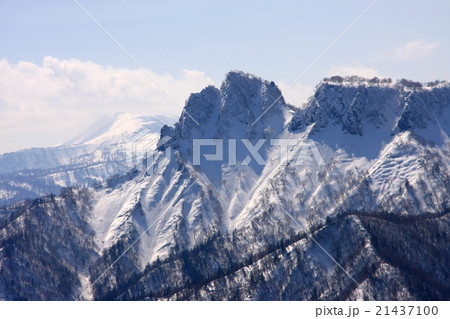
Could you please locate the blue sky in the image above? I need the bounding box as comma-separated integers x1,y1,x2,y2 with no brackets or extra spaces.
0,0,449,153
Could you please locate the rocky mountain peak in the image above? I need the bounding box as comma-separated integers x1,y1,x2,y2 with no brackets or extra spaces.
164,71,289,146
289,77,450,136
219,71,286,126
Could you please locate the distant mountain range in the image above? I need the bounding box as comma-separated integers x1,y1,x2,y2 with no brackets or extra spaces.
0,72,449,300
0,113,174,206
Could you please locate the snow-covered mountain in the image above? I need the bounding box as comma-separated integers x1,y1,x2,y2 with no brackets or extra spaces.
0,113,174,206
1,72,449,301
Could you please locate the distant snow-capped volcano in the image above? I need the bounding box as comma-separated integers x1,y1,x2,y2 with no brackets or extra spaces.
0,113,175,206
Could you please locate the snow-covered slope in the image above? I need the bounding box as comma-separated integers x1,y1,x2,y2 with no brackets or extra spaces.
63,113,172,146
0,113,174,206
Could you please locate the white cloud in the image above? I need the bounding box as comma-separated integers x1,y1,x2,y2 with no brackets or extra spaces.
393,41,438,60
0,57,215,154
277,81,314,108
372,40,439,61
327,65,380,78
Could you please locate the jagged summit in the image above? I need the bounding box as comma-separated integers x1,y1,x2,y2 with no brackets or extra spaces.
165,71,290,145
219,71,286,125
289,76,450,138
182,70,286,123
